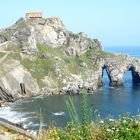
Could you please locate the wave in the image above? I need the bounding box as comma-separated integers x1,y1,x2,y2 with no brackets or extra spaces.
52,111,65,116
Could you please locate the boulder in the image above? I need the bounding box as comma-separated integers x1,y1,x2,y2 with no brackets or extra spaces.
0,35,7,44
0,59,40,99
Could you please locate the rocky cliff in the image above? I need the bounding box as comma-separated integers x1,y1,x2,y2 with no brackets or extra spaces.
0,16,103,103
0,16,140,103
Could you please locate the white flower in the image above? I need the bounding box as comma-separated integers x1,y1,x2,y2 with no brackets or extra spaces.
100,120,104,124
106,129,111,132
123,120,127,123
109,118,114,122
111,127,115,130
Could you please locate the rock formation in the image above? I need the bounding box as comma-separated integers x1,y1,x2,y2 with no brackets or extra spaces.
0,14,139,103
92,55,140,86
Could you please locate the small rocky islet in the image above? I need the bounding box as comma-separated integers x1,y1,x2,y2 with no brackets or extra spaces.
0,12,140,105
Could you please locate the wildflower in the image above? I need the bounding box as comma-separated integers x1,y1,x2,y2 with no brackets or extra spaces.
106,128,112,132
109,118,114,122
122,120,127,123
100,120,104,124
111,127,115,130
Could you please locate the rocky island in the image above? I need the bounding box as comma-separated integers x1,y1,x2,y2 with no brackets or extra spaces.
0,12,140,104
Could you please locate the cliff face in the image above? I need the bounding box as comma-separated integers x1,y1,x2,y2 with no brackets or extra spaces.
0,16,102,102
0,17,101,54
2,16,140,103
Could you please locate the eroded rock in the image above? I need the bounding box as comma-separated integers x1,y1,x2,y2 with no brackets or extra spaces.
0,35,7,44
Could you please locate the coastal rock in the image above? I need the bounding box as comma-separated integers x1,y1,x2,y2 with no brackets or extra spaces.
0,59,40,99
1,16,101,55
0,35,7,44
64,32,101,56
93,55,140,86
0,14,140,104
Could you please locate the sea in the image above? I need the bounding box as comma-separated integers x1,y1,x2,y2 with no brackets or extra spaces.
0,46,140,131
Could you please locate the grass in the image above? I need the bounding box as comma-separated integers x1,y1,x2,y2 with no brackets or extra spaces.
21,57,57,88
63,56,84,74
0,41,125,90
21,43,125,89
37,43,64,57
1,20,27,41
37,114,140,140
7,51,21,60
21,44,103,88
0,52,6,58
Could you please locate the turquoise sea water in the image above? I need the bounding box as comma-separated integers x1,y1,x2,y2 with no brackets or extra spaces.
0,46,140,130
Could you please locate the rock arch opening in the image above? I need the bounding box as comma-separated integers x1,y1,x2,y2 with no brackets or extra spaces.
123,70,132,86
102,65,140,87
102,66,111,86
129,66,140,84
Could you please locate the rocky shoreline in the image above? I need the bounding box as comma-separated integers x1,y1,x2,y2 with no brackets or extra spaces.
1,54,140,107
0,15,140,108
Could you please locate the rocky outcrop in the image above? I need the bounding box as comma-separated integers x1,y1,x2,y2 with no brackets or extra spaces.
34,17,68,48
0,15,140,104
0,16,101,54
0,59,40,101
0,16,102,103
65,32,101,56
0,35,7,44
0,86,13,102
92,55,140,86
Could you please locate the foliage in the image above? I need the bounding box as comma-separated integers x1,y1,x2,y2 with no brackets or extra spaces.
64,56,84,74
106,114,140,140
69,32,79,39
7,52,21,60
20,43,125,90
37,43,63,57
37,114,140,140
21,57,57,87
81,91,89,140
37,92,140,140
0,52,6,58
65,89,93,140
66,97,80,126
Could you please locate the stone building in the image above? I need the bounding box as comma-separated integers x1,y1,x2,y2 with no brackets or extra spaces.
25,12,43,19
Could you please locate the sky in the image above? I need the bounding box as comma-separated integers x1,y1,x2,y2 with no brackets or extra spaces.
0,0,140,46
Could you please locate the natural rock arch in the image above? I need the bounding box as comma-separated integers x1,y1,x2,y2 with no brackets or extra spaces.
102,65,111,85
101,58,140,86
129,66,140,84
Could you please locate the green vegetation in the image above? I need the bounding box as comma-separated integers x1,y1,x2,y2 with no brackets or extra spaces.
20,43,125,89
107,114,140,140
83,47,114,58
38,115,140,140
21,44,102,88
0,52,6,58
1,20,27,41
63,56,84,74
21,57,57,88
69,32,79,39
7,51,21,60
37,43,64,57
79,49,99,70
1,42,125,90
0,124,31,140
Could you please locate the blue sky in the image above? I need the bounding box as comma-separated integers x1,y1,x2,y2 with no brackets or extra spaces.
0,0,140,46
